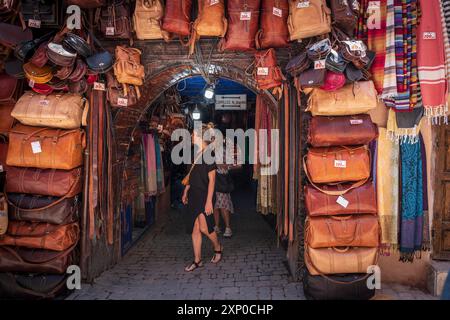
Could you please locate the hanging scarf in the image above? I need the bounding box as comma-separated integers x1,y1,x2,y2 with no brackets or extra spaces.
143,134,157,196
419,133,431,251
439,0,450,94
382,0,398,101
387,108,423,143
154,135,165,194
377,128,400,249
399,138,423,262
417,0,448,123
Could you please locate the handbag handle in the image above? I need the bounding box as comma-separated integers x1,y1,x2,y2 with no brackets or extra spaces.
326,219,360,244
331,246,350,253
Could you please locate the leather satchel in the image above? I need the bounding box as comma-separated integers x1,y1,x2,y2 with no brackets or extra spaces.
11,91,87,130
6,167,82,197
285,52,310,77
330,0,358,37
162,0,193,37
6,193,80,225
298,68,326,88
86,51,114,74
305,182,377,216
306,215,380,248
0,246,75,274
308,114,379,147
0,221,79,251
66,0,106,8
305,81,378,116
305,246,378,276
0,72,19,104
256,0,289,49
219,0,261,52
133,0,170,40
98,1,132,39
287,0,331,41
253,48,284,90
0,104,15,134
23,62,53,84
305,146,370,184
7,124,86,170
46,42,77,67
106,71,138,107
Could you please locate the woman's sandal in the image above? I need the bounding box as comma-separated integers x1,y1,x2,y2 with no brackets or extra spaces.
185,260,203,272
211,245,223,264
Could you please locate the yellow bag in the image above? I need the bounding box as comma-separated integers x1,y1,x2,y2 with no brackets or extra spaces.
133,0,170,40
23,62,53,84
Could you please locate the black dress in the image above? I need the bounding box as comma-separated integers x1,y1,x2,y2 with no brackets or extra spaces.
186,162,217,234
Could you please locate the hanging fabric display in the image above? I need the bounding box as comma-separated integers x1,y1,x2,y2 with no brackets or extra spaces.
381,0,398,100
155,136,165,194
143,134,157,196
439,0,450,95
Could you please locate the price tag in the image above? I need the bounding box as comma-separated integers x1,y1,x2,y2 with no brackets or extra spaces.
314,59,326,70
257,67,269,76
423,32,436,40
31,141,42,154
336,196,349,208
367,1,380,9
118,97,128,107
0,165,3,172
240,11,252,20
29,79,35,88
273,7,283,17
350,119,364,125
93,82,106,91
349,41,363,51
210,0,219,5
334,160,347,168
297,1,310,8
28,19,41,28
39,100,50,107
352,0,360,11
106,27,115,36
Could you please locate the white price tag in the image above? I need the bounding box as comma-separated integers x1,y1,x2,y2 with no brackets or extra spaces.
29,79,35,88
297,1,310,8
273,7,283,17
106,27,115,36
350,42,363,51
118,97,128,107
257,67,269,76
368,1,380,9
334,160,347,168
336,196,349,208
314,59,326,70
28,19,41,28
31,141,42,154
210,0,219,5
93,82,106,91
240,11,252,20
350,119,364,125
0,165,3,172
39,100,50,107
423,32,436,40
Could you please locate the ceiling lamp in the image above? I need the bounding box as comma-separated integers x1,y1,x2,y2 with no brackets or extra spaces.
192,105,201,120
204,84,215,100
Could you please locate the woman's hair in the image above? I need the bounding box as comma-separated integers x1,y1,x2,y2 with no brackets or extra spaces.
197,122,216,146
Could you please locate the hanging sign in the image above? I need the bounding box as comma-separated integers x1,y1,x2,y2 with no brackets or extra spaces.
215,94,247,110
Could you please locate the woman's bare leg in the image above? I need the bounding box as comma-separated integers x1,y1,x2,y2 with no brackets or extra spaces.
213,208,221,229
220,208,231,229
197,214,222,263
185,217,203,271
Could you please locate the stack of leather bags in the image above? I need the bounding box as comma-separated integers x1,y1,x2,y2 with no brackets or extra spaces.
302,79,380,300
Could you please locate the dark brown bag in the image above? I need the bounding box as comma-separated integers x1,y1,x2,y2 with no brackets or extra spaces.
285,51,311,77
0,104,15,134
256,0,289,49
0,72,19,104
106,71,138,108
219,0,261,52
29,41,49,68
253,48,284,90
0,273,68,300
6,193,80,225
6,167,82,197
308,115,379,147
98,1,132,39
0,246,75,274
330,0,358,37
0,22,33,48
298,68,326,88
162,0,193,37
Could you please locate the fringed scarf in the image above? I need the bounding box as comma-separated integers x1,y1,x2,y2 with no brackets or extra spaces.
420,133,431,251
155,136,165,194
387,108,423,143
399,137,423,262
382,0,398,101
143,134,157,196
417,0,448,123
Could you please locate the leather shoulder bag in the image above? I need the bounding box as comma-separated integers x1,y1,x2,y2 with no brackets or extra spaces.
288,0,331,41
285,51,310,77
256,0,289,49
98,1,132,39
46,42,77,67
63,33,92,58
106,71,138,108
162,0,193,37
133,0,170,40
0,72,19,104
23,62,53,84
29,41,49,68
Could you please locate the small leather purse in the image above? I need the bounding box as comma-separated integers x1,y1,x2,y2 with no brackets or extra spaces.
54,65,74,80
23,62,53,84
68,59,87,82
307,38,332,61
86,51,114,74
298,68,326,89
286,52,311,77
30,41,49,68
63,33,92,58
325,49,347,73
46,42,77,67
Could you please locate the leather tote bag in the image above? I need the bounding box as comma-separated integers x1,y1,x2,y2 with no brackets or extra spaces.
305,81,378,116
6,167,82,197
11,91,87,130
162,0,193,37
133,0,169,40
305,246,378,275
305,215,380,248
219,0,261,52
305,146,371,184
256,0,289,49
288,0,331,41
305,182,377,217
6,193,80,225
7,124,85,170
308,114,379,147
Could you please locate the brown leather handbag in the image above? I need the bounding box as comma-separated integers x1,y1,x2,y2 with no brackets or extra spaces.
0,72,19,104
162,0,193,37
106,71,138,107
6,167,82,197
0,246,76,274
113,46,145,97
305,182,377,216
330,0,358,36
0,104,15,134
98,1,132,39
305,246,378,276
6,124,86,170
66,0,105,8
306,215,380,248
133,0,169,40
6,193,80,225
0,222,79,251
253,48,284,91
29,41,49,68
256,0,289,49
219,0,261,52
308,115,379,147
288,0,331,41
305,146,370,184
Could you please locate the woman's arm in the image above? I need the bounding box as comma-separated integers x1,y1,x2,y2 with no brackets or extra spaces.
182,185,190,204
204,170,216,215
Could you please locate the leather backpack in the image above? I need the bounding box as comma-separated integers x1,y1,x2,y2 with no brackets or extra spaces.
106,71,139,108
162,0,193,37
253,48,284,93
287,0,331,41
256,0,289,49
330,0,358,37
219,0,261,52
133,0,170,40
66,0,106,8
21,0,60,28
113,46,145,98
98,1,132,39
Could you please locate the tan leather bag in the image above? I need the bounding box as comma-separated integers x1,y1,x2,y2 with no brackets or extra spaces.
305,146,370,184
113,46,145,97
6,124,85,170
305,81,378,116
11,92,87,130
305,246,378,275
133,0,170,40
306,215,380,248
288,0,331,41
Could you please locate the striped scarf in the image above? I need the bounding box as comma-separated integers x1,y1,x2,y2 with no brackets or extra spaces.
382,0,398,100
440,0,450,94
368,0,387,93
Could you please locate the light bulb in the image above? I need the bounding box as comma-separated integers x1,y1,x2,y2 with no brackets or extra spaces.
204,86,215,99
192,106,201,120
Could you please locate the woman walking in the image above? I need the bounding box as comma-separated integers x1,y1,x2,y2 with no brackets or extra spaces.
182,123,223,272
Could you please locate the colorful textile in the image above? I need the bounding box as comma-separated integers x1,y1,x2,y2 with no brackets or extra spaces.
367,0,387,93
387,108,423,144
399,138,423,262
154,136,165,194
439,0,450,94
382,0,398,100
143,134,157,196
377,128,400,247
417,0,448,123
